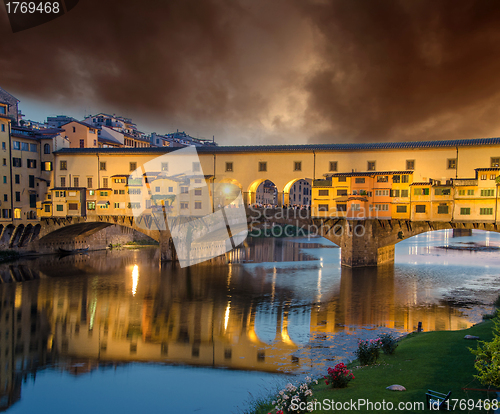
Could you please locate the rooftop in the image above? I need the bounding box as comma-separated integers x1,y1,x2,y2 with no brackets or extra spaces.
53,136,500,155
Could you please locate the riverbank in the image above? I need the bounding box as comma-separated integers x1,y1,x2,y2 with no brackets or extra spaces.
247,320,496,414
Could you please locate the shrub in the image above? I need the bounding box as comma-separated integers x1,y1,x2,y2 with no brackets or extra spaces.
324,362,355,388
471,312,500,388
355,338,382,365
379,333,398,355
269,377,318,414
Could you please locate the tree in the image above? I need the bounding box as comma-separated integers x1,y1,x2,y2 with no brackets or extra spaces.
471,313,500,388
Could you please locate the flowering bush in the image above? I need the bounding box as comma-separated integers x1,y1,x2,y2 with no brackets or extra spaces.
355,338,382,365
379,333,398,355
324,362,355,388
268,377,318,414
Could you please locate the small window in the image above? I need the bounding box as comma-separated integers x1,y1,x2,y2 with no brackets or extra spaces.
195,201,202,209
318,204,329,211
79,139,85,148
258,162,267,172
376,176,388,183
130,162,137,171
13,158,21,167
437,205,449,214
60,161,67,170
68,203,78,211
181,187,189,194
161,162,168,171
99,162,106,171
490,174,496,180
60,177,66,187
467,189,474,196
480,208,493,215
194,189,202,196
155,186,160,192
329,161,337,172
15,192,20,202
318,189,329,196
391,189,400,197
460,208,471,215
294,161,302,171
396,205,407,213
367,161,376,171
74,177,79,187
401,175,409,183
14,175,19,184
29,175,34,188
102,178,108,188
2,158,5,166
72,126,76,133
392,175,400,183
87,177,93,188
192,162,201,172
27,159,36,169
337,189,347,196
44,143,50,154
180,202,189,209
481,174,487,180
0,125,4,132
491,157,500,168
225,162,233,172
337,203,347,211
355,177,365,184
481,189,495,197
44,204,50,213
87,202,96,210
447,158,456,169
415,205,426,213
338,176,346,182
406,160,415,170
458,189,465,196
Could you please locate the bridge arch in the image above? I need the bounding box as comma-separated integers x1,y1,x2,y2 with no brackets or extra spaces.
247,179,278,207
213,178,243,208
283,178,312,208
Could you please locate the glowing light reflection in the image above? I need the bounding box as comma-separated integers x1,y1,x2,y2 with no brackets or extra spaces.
132,265,139,296
224,302,231,331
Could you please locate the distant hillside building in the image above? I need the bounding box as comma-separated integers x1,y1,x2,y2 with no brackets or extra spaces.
46,115,76,128
150,130,217,147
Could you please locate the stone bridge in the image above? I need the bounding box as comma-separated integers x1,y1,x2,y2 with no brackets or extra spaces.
2,207,498,267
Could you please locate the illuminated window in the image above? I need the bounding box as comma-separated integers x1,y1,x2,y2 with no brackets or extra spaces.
491,158,500,168
87,201,95,210
14,208,21,219
447,159,456,169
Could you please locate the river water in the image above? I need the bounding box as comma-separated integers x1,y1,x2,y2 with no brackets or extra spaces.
1,229,500,413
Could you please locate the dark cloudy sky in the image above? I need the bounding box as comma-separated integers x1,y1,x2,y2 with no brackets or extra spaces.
2,0,500,145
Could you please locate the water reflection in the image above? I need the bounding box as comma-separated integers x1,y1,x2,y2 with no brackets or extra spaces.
0,231,499,412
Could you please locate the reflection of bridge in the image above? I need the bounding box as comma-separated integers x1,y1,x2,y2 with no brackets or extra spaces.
0,247,476,409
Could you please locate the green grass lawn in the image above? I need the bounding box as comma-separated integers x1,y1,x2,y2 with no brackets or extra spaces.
249,320,498,413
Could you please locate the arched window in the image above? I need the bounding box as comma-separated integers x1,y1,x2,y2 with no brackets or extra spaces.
44,143,50,154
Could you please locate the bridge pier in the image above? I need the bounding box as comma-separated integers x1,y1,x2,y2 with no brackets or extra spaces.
159,230,177,262
338,220,395,267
